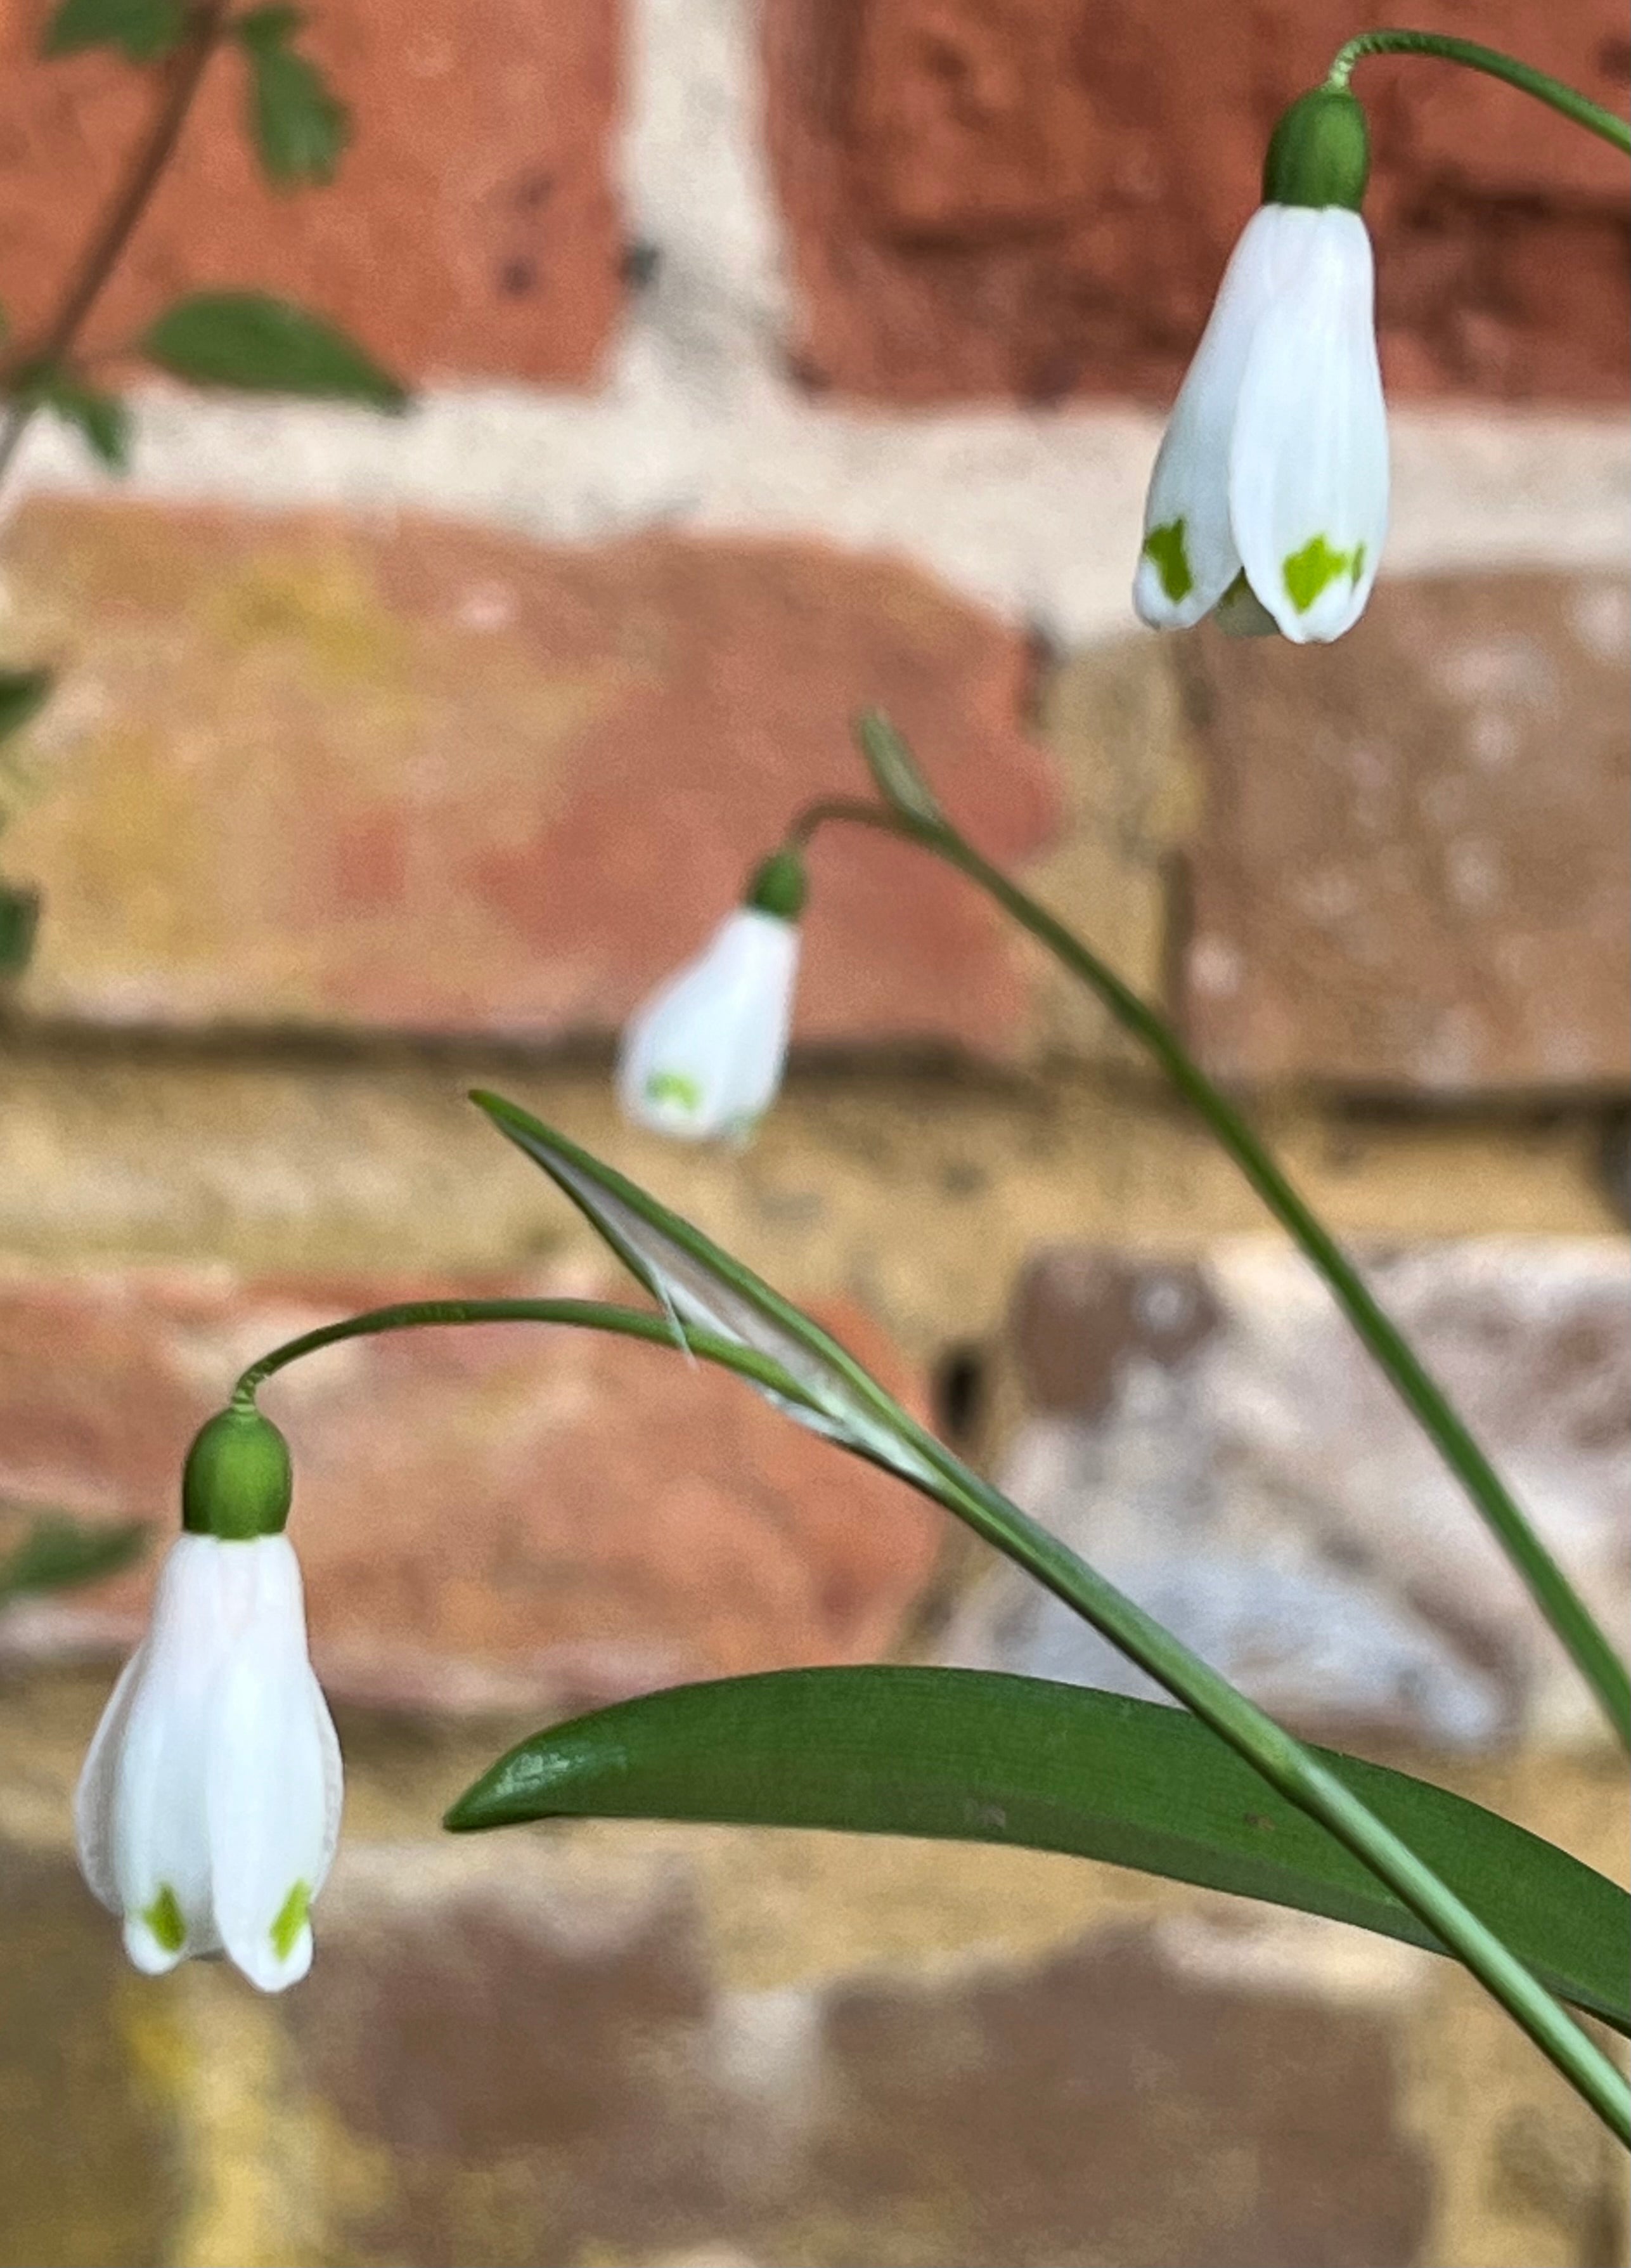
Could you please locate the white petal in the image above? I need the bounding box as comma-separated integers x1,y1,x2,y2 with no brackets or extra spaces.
205,1539,340,1993
617,909,799,1142
106,1535,240,1959
1135,208,1313,628
1228,208,1389,643
75,1640,150,1912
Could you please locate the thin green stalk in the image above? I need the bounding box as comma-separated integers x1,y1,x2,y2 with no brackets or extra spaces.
231,1297,831,1409
891,1419,1630,2142
231,1280,1631,2138
1327,30,1630,154
790,796,1631,1751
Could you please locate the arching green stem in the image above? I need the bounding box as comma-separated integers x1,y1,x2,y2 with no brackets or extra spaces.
786,794,1631,1752
228,1262,1631,2137
1327,31,1630,154
232,1297,830,1413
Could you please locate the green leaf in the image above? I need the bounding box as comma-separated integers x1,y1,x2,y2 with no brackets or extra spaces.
471,1091,941,1488
0,884,40,975
140,293,408,410
0,1512,146,1602
235,9,350,188
41,0,186,62
0,879,40,970
29,373,132,470
0,671,53,743
853,708,945,826
448,1666,1631,2037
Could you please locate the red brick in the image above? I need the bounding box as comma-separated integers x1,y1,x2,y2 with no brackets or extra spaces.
764,0,1629,404
0,1264,941,1710
1179,573,1631,1093
0,0,621,388
2,500,1062,1056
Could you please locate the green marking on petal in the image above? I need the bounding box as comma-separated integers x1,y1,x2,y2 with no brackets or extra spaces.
645,1070,703,1113
1142,520,1194,605
269,1880,311,1963
1282,535,1362,614
142,1885,186,1955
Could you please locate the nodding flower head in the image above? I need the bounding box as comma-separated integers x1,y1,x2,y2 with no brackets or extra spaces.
75,1407,342,1992
1135,88,1388,646
617,852,805,1145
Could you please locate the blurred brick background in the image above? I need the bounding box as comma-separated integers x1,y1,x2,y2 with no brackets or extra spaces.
0,1,1625,2264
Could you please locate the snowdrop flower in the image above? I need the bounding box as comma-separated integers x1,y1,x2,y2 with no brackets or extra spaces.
618,850,805,1143
76,1408,341,1992
1135,88,1388,644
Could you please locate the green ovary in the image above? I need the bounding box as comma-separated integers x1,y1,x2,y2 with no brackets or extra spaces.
269,1881,311,1962
645,1070,703,1113
1142,520,1194,604
142,1885,187,1955
1282,535,1365,614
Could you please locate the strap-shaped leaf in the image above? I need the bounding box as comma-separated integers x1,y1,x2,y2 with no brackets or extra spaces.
448,1665,1630,2036
472,1092,942,1487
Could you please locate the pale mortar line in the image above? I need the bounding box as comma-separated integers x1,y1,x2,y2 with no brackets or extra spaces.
4,397,1624,648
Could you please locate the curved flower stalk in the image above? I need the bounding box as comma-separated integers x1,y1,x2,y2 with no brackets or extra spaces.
75,1408,341,1990
617,853,805,1144
1135,90,1388,644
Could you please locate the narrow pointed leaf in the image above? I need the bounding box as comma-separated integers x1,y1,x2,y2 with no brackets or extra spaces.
141,294,408,409
0,1512,147,1603
448,1666,1630,2036
472,1091,941,1486
854,708,944,824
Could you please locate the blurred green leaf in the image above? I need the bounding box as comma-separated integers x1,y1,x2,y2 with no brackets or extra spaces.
0,1512,147,1602
41,0,185,62
0,879,39,970
235,7,349,187
449,1665,1631,2036
0,884,39,975
29,373,132,470
854,708,944,825
0,671,53,743
140,293,408,408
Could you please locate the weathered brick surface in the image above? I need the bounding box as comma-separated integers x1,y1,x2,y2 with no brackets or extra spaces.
1,499,1060,1056
0,0,622,387
0,1264,939,1709
1180,574,1631,1093
0,1842,174,2268
958,1236,1631,1749
765,0,1630,404
293,1870,1433,2268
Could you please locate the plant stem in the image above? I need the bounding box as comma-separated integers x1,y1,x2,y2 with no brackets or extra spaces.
0,0,230,495
789,796,1631,1753
231,1296,827,1409
894,1423,1631,2142
231,1273,1631,2137
1327,30,1630,154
